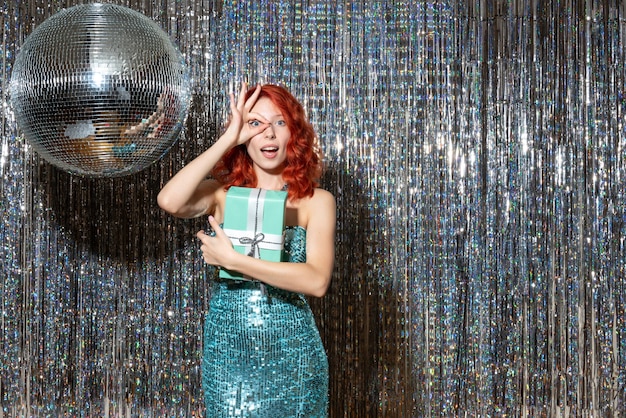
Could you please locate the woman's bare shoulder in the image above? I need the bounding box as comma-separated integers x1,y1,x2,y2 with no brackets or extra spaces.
311,188,335,206
306,188,336,221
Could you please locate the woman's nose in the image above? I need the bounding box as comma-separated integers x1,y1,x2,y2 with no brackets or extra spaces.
264,125,276,138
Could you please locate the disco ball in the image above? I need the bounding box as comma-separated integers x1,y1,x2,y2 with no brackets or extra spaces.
9,3,191,177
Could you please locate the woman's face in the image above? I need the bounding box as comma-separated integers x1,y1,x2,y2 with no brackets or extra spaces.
245,97,291,174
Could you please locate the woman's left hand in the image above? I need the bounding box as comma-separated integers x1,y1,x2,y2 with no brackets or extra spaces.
196,215,236,267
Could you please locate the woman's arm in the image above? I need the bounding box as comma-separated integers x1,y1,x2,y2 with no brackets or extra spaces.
196,189,336,297
157,82,266,218
156,143,230,218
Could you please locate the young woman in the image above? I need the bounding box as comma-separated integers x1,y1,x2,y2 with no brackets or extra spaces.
157,82,335,416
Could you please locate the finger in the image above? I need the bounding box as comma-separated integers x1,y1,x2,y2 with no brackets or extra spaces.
243,84,262,111
236,81,249,111
245,122,270,138
208,216,227,238
228,92,237,113
196,230,211,243
209,218,234,249
247,112,270,124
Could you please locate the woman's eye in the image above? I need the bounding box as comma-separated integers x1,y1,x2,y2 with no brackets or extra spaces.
248,120,261,127
275,120,286,127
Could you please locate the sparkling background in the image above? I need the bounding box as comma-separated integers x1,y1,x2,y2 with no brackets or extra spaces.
1,0,625,416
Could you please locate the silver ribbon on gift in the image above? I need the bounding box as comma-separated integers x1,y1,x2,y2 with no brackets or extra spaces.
223,188,284,259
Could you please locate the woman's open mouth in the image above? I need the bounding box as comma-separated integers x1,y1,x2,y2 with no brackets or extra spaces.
261,146,279,158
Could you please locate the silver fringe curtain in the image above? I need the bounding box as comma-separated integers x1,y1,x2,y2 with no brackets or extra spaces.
1,0,625,416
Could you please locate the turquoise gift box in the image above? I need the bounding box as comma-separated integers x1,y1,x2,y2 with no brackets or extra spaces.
219,186,287,280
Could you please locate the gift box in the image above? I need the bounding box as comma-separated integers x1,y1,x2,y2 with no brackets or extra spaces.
219,186,287,280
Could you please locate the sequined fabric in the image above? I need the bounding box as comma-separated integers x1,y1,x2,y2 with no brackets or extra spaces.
202,226,328,417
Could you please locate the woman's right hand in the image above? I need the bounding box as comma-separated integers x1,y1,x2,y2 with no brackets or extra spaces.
221,81,268,147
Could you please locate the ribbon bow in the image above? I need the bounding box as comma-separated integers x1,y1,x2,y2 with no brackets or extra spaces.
239,232,266,257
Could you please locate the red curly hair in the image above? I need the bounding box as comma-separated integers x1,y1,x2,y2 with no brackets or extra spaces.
211,84,322,200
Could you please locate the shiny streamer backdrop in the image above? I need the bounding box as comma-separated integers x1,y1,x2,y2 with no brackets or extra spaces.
0,0,625,416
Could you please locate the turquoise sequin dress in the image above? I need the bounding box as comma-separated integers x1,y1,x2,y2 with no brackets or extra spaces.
202,226,328,417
